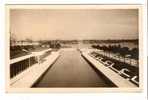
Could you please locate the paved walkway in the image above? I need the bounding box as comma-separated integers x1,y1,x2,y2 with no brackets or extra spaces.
34,48,115,87
10,51,60,88
82,51,137,87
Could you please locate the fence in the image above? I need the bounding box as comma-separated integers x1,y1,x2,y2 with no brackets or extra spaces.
10,49,51,79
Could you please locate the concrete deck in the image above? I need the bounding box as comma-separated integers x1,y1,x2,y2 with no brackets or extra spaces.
81,51,137,87
10,51,60,88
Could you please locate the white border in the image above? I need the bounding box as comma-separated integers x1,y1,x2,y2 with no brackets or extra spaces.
5,4,143,93
0,1,147,100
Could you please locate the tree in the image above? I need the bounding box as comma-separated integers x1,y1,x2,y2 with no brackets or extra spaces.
25,38,33,43
130,48,138,60
120,47,130,63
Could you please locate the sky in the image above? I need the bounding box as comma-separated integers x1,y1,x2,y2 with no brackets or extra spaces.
10,9,138,41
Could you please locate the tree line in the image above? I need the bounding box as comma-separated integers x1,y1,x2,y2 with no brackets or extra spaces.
91,44,138,60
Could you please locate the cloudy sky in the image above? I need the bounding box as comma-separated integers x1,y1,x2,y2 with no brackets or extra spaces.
10,9,138,40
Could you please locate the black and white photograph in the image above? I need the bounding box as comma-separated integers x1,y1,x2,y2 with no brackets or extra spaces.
6,5,143,92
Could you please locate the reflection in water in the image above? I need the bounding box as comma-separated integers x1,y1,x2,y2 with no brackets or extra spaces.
33,48,116,87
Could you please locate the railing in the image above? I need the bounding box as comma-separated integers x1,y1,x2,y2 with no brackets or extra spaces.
81,51,137,87
10,49,51,79
10,56,37,78
88,51,139,86
93,49,138,67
